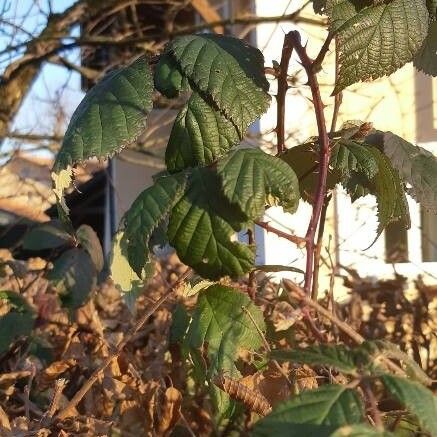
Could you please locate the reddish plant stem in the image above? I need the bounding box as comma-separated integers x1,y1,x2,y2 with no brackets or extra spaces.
276,33,294,154
256,221,306,247
312,32,334,72
312,36,342,300
288,31,331,295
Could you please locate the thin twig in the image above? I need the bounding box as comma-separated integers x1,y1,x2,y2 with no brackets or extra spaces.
56,267,191,421
256,221,306,247
283,279,406,376
312,32,334,72
311,36,342,300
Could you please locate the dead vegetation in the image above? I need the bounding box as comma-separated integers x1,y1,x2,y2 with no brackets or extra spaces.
0,252,434,436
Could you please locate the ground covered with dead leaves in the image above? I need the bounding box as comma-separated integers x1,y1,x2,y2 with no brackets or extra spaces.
0,252,435,436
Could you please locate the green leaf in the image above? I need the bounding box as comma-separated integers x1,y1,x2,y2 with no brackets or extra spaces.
380,374,437,435
330,424,395,437
326,0,369,32
271,344,368,376
218,148,300,220
109,230,153,296
53,55,153,172
123,173,188,277
46,248,96,309
364,341,433,386
414,21,437,76
186,284,265,422
333,0,429,93
330,140,379,180
76,225,104,272
383,132,437,213
167,34,270,135
154,54,189,98
254,265,304,274
167,167,254,279
166,92,241,173
252,385,365,437
0,291,35,354
186,284,265,374
22,220,73,250
169,303,190,345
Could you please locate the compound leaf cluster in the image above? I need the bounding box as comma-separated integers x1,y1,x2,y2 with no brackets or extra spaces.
180,284,266,418
320,0,431,92
281,131,410,242
155,34,271,172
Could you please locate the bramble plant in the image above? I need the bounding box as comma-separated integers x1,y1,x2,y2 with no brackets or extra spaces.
9,0,435,434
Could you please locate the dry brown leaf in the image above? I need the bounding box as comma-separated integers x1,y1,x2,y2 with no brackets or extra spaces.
76,300,104,338
294,365,319,391
240,367,291,407
0,371,32,386
0,405,11,433
272,301,303,331
158,387,182,435
36,359,76,391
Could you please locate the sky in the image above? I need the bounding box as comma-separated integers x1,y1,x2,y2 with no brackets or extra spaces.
1,0,83,156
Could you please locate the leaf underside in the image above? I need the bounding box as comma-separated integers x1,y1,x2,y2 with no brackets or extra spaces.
110,230,154,296
344,146,410,240
383,132,437,213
